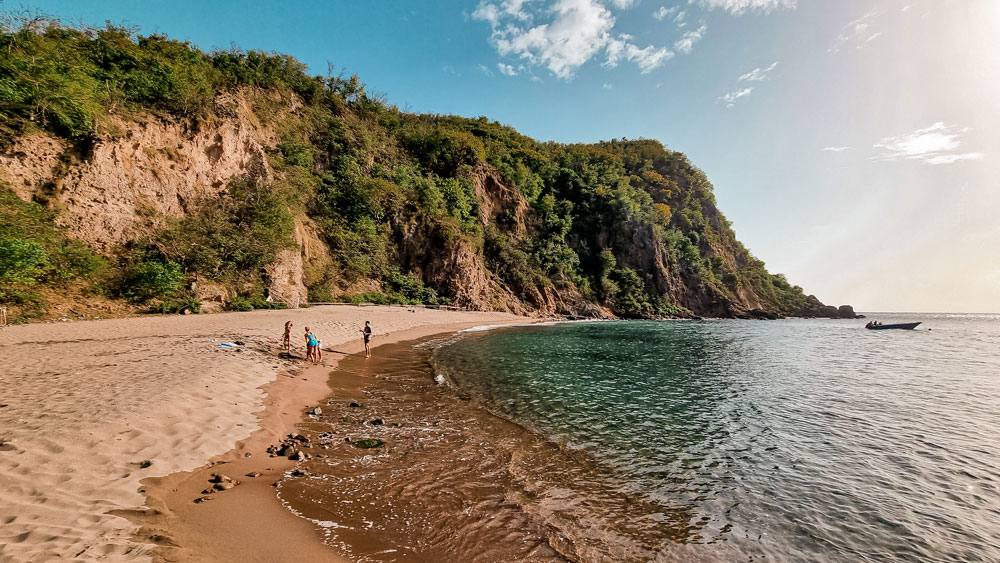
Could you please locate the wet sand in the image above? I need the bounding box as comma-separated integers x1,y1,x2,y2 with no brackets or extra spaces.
0,305,526,562
275,331,686,562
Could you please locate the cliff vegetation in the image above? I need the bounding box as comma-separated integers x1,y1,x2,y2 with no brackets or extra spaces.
0,18,847,323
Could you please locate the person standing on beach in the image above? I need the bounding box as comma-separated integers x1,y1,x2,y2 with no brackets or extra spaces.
304,326,318,363
282,321,293,353
361,321,373,358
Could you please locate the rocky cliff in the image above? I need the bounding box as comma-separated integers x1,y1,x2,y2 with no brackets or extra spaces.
0,23,853,322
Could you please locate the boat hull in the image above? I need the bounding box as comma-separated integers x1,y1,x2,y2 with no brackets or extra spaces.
866,322,921,330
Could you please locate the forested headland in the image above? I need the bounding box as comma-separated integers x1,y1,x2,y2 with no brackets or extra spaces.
0,18,852,323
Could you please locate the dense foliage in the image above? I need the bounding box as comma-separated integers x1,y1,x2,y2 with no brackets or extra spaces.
0,18,817,319
0,185,105,321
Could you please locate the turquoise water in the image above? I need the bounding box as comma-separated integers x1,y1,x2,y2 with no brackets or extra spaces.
434,315,1000,562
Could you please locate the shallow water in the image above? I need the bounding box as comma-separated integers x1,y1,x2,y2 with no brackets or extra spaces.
284,314,1000,562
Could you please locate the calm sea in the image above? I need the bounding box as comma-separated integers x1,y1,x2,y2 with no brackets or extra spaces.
284,314,1000,562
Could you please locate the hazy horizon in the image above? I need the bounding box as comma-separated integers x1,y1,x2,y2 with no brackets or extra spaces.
7,0,998,313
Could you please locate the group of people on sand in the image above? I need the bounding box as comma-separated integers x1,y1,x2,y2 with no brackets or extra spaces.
280,320,375,362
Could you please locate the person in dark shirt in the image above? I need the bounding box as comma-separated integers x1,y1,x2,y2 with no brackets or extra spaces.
361,321,373,358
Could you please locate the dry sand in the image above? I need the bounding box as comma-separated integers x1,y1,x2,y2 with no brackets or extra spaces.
0,305,526,562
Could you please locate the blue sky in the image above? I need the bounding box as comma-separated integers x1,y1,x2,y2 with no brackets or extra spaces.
8,0,1000,312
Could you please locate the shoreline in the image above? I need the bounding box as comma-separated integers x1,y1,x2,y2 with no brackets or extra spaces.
0,305,528,562
134,318,536,563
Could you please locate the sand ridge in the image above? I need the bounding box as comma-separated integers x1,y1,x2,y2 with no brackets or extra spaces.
0,305,523,562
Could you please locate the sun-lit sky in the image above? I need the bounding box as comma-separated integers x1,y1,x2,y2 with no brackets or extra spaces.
9,0,1000,312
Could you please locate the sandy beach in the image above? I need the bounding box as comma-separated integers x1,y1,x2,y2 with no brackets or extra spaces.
0,305,526,562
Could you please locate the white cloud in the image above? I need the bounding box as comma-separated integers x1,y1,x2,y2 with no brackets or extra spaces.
498,62,519,75
872,122,985,165
474,0,672,79
472,2,502,27
605,38,675,72
697,0,795,15
829,10,880,52
823,146,851,152
652,5,677,20
674,24,707,54
602,82,613,89
502,0,534,20
477,63,494,76
738,61,778,81
609,0,636,8
719,86,753,107
674,10,686,25
474,0,535,26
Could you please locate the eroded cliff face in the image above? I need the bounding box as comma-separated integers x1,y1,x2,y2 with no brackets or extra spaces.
0,116,271,251
0,91,313,308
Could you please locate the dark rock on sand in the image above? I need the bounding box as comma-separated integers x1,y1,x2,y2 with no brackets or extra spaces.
311,407,323,416
245,472,262,478
349,402,363,408
353,439,384,449
369,419,383,426
193,497,214,503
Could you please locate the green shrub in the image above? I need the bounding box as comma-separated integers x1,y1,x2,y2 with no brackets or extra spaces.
338,292,408,305
147,296,201,314
156,179,295,281
0,238,48,285
120,256,184,302
249,298,287,310
385,269,442,305
307,285,336,303
223,295,287,312
225,296,255,312
278,139,314,168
